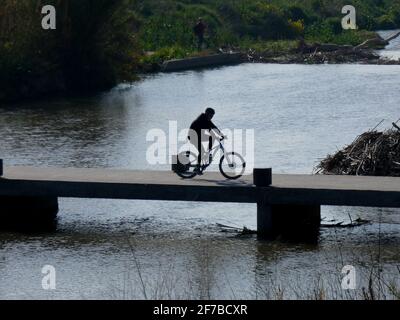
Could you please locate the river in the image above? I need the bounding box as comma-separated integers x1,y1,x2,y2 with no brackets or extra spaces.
0,38,400,299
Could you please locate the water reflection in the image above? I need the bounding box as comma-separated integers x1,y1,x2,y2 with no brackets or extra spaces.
0,96,132,167
1,62,400,298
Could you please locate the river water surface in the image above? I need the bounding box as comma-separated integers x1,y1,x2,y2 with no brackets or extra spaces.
0,40,400,299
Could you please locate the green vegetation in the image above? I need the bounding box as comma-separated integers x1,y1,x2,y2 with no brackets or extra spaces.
136,0,400,58
1,0,400,102
0,0,139,102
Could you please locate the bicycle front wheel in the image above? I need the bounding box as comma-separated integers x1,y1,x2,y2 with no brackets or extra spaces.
219,152,246,180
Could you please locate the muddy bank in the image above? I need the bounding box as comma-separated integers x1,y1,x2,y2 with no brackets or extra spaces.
244,47,400,65
144,34,400,74
243,47,394,65
243,33,400,65
143,48,398,74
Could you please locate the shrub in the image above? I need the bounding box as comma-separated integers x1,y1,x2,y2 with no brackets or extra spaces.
286,5,310,23
236,2,295,40
325,17,342,35
376,14,397,29
288,19,305,38
140,45,189,65
0,0,140,101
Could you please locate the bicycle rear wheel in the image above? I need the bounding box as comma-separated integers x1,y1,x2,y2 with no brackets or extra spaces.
219,152,246,180
175,151,199,179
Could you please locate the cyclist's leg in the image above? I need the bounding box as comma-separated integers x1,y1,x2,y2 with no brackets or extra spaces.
199,130,212,171
188,130,201,168
208,136,214,161
199,130,209,166
198,140,203,167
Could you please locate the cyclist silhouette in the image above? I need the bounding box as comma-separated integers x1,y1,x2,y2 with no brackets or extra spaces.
188,108,223,174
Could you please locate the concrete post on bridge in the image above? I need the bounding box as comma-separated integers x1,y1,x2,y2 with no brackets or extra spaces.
254,169,321,242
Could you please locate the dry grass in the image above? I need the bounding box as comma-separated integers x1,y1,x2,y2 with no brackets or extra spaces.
101,232,400,300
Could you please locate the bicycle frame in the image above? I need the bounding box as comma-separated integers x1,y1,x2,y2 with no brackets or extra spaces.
198,139,230,172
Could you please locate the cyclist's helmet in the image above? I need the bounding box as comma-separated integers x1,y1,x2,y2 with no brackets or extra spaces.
205,108,215,116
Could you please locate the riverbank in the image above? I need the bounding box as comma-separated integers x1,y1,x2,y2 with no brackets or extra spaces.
2,32,399,104
1,63,400,299
243,45,399,65
139,40,399,74
247,31,400,65
4,0,400,104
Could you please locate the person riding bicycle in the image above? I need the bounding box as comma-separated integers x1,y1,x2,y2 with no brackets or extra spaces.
188,108,224,174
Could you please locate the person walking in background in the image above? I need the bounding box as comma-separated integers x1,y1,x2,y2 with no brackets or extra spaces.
193,17,207,51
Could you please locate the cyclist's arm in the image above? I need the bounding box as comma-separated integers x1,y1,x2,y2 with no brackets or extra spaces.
209,120,225,139
211,126,224,139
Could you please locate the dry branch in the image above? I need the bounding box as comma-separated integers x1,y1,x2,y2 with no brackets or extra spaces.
316,121,400,176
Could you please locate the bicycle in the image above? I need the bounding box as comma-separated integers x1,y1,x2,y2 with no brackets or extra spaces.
173,137,246,180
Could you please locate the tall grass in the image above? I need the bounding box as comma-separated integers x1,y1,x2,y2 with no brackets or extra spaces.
103,232,400,300
137,0,400,53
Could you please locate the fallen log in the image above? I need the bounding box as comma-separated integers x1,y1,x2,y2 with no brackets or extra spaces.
301,31,400,54
321,218,370,228
384,31,400,43
355,31,400,50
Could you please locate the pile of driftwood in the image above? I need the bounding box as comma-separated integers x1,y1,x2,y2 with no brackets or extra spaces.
295,32,400,64
300,31,400,53
243,32,400,64
316,120,400,176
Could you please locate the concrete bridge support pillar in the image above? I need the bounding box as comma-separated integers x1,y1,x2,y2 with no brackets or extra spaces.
257,200,321,241
0,196,59,232
254,169,321,242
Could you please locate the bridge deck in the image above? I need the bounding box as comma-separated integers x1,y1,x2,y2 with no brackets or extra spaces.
0,167,400,207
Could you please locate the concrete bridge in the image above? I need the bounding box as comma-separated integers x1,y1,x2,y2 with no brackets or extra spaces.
0,166,400,239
